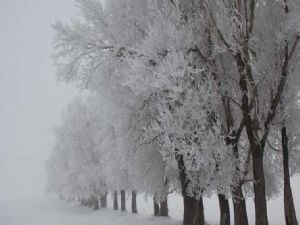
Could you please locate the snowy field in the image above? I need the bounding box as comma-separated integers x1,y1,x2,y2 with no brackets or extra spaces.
0,197,180,225
1,178,300,225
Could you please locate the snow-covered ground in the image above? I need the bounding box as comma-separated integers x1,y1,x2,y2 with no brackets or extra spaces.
0,178,299,225
0,198,180,225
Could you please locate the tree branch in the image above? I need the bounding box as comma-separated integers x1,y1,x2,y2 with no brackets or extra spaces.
260,36,300,148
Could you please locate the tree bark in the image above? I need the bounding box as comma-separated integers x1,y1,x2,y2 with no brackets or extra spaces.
153,197,160,216
195,197,205,225
121,189,126,211
235,47,269,225
232,183,248,225
222,95,248,225
131,190,137,214
100,193,107,208
113,191,118,210
176,152,199,225
282,127,298,225
183,195,197,225
160,198,168,217
218,194,230,225
252,145,269,225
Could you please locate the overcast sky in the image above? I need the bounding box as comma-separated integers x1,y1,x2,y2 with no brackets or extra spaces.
0,0,81,198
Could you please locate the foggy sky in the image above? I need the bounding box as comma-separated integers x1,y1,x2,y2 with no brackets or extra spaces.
0,0,80,198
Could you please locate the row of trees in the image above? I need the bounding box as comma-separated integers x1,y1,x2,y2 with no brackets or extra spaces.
47,1,300,225
46,95,170,216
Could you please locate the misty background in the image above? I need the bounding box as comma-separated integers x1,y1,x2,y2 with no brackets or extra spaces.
0,0,299,203
0,0,81,199
0,2,300,225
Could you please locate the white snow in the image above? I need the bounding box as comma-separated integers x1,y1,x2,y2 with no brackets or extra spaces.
0,197,179,225
0,177,299,225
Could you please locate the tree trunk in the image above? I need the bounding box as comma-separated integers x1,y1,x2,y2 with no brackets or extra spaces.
121,189,126,211
88,197,93,208
282,127,298,225
153,197,160,216
132,190,137,214
93,197,99,210
232,183,248,225
252,145,269,225
236,45,269,225
183,195,198,225
195,197,205,225
80,198,85,206
222,87,248,225
218,194,230,225
113,191,118,210
176,152,199,225
160,198,168,217
100,193,107,208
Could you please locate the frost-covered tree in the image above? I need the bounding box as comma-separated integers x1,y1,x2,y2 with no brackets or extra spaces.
46,97,110,209
50,1,300,225
127,97,180,216
196,1,300,225
52,0,176,213
52,1,239,224
123,2,239,225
